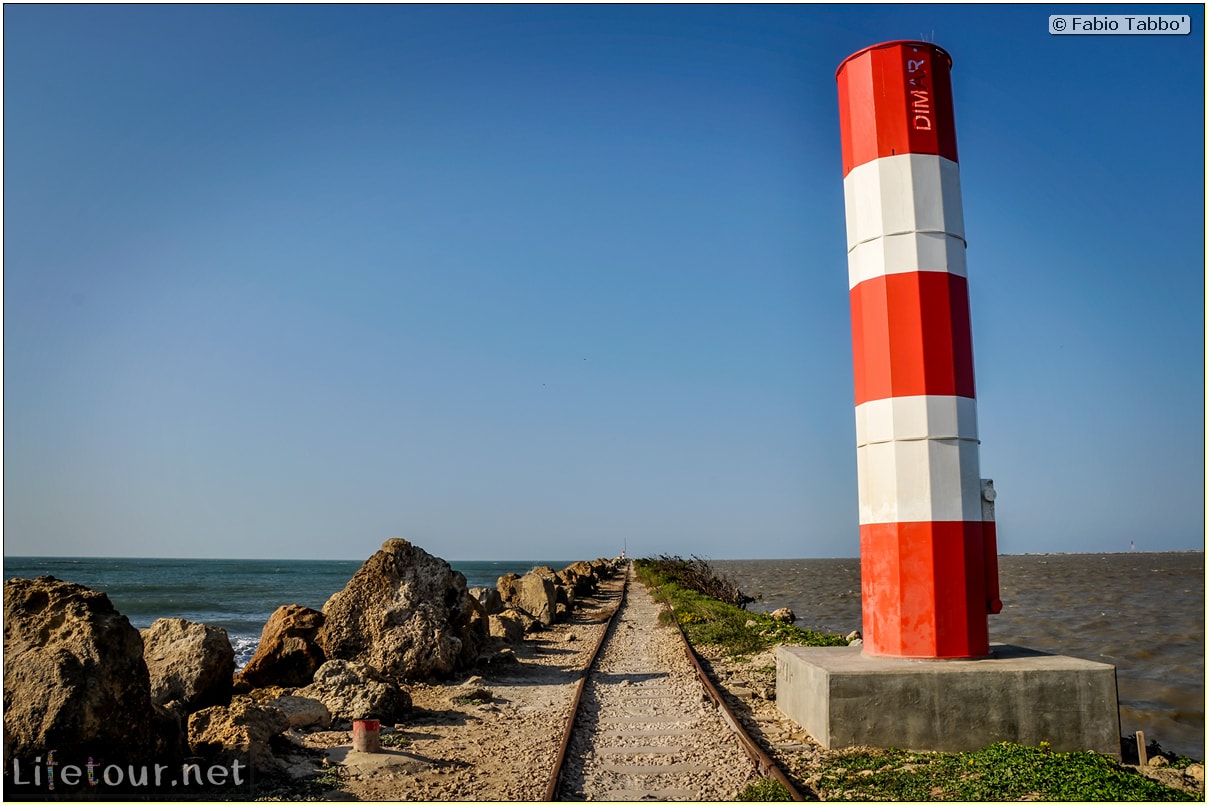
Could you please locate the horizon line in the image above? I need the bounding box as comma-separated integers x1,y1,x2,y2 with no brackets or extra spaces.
4,548,1203,564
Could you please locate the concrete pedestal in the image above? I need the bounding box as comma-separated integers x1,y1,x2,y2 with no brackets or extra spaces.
776,644,1120,758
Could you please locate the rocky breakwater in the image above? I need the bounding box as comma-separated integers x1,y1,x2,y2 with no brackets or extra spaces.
196,542,624,785
496,557,621,632
3,546,627,798
194,537,490,774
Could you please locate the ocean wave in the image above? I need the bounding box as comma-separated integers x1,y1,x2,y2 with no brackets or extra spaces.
231,635,260,672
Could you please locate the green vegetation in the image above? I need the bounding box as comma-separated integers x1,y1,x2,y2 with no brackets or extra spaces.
807,741,1198,802
308,766,344,790
379,731,411,748
1171,755,1197,771
635,557,847,656
737,777,794,801
250,762,346,800
638,554,756,608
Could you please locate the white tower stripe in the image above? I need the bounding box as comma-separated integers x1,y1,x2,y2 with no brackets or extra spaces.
856,435,984,524
855,395,979,446
844,153,966,288
855,395,982,524
847,231,968,289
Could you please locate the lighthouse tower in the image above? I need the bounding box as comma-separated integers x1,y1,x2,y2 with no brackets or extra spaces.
774,41,1120,757
836,40,1000,659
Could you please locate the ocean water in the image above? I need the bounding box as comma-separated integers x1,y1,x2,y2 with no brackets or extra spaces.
4,552,1202,760
3,556,566,675
712,552,1205,761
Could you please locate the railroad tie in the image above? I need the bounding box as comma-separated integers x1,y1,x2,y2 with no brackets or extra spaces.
555,568,760,801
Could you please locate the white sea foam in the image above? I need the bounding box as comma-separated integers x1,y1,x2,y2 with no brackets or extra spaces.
231,635,260,672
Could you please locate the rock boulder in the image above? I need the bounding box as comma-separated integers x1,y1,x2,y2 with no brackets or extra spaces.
591,558,621,579
554,583,575,612
469,586,504,615
265,695,331,729
561,561,598,596
500,605,539,634
497,572,556,626
319,539,486,679
188,700,288,774
297,660,412,723
496,573,520,600
142,617,235,711
488,613,525,644
236,604,326,688
3,576,168,770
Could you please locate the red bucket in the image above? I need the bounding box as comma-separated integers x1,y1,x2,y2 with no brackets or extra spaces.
352,719,381,753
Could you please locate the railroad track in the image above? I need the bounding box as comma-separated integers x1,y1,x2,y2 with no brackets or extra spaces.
546,564,805,801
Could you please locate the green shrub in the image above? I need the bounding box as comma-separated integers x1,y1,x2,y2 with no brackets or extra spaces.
637,554,754,608
736,777,793,801
380,732,411,748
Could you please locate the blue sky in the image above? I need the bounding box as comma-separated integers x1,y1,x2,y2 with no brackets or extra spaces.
4,4,1204,561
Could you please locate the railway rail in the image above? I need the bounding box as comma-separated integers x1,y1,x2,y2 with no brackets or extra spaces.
546,564,805,801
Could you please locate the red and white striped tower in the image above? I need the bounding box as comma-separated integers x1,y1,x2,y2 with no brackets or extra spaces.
837,41,1001,659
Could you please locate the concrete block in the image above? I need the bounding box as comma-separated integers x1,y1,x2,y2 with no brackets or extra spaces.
776,644,1120,757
